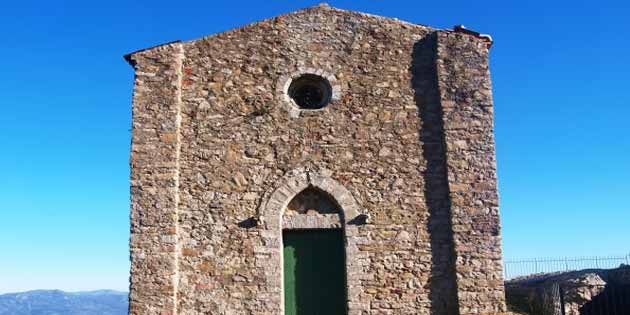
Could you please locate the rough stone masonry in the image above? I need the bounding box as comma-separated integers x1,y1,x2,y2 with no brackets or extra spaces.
125,4,507,315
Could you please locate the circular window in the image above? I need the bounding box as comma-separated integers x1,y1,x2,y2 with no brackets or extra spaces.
287,74,332,110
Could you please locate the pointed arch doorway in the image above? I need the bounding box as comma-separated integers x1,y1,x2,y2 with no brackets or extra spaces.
282,187,347,315
259,169,364,314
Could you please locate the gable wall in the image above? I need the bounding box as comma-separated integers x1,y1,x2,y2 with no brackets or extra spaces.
128,5,506,314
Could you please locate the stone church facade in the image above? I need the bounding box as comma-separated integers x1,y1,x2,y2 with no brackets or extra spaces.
125,4,506,315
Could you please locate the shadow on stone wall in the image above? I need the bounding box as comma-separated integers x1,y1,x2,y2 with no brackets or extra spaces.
411,33,460,315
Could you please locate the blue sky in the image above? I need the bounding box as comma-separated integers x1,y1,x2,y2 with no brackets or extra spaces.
0,0,628,293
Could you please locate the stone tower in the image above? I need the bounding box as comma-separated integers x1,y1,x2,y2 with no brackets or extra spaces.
125,4,506,315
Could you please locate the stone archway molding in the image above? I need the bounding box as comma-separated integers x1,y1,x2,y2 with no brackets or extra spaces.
258,167,362,231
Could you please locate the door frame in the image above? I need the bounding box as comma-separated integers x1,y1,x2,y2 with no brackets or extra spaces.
258,168,365,315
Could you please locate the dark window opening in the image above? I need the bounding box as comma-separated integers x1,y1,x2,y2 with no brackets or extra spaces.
288,74,332,110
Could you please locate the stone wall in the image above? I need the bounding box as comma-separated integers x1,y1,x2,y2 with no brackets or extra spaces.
126,4,506,314
127,43,183,314
436,31,506,314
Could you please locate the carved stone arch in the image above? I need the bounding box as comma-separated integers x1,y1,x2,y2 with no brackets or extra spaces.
256,167,365,315
259,167,361,230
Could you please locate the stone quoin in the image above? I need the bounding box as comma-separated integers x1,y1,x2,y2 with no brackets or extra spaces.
125,4,506,314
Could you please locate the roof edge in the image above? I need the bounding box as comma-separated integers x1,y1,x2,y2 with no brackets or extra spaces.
122,3,438,64
450,25,494,48
123,40,182,66
189,3,434,43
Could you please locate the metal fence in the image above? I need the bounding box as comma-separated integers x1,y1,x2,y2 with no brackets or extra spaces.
504,254,630,280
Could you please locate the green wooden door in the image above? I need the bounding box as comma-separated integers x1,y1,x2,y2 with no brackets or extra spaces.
283,229,347,315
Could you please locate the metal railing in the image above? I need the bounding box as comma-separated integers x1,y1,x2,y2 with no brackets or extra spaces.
504,254,630,280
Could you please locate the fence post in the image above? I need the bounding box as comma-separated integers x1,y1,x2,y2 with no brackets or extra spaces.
504,262,508,280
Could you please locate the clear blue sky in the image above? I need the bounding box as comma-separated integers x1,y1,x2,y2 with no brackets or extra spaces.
0,0,628,294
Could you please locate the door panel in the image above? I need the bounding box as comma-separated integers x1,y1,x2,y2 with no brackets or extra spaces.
283,229,347,315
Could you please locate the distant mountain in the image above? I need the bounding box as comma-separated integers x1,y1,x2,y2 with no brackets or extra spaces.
0,290,128,315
